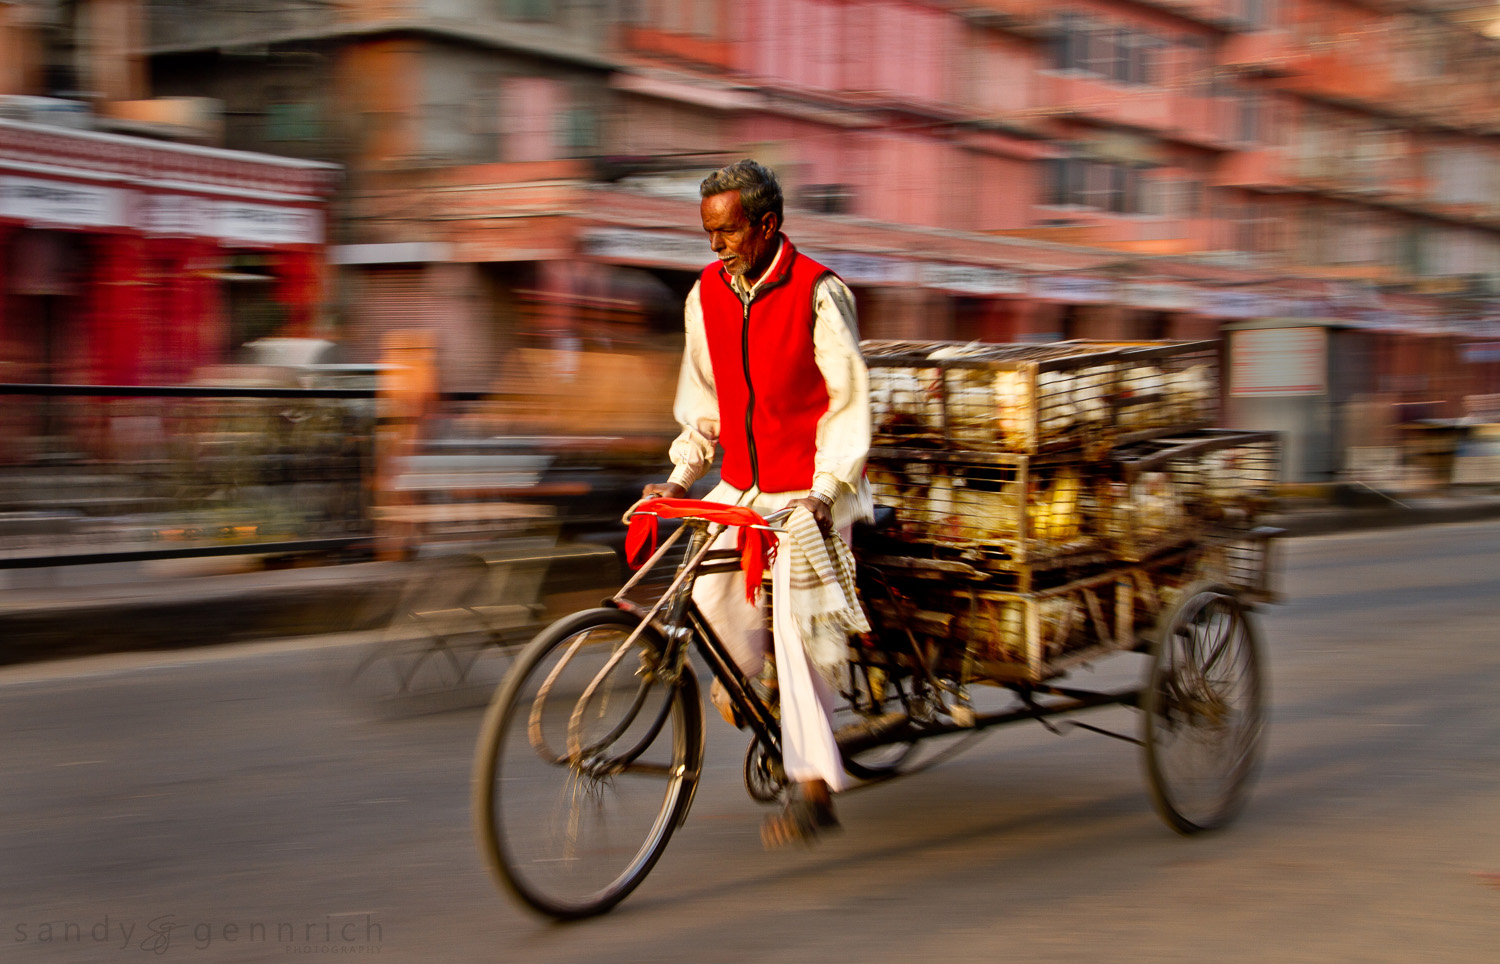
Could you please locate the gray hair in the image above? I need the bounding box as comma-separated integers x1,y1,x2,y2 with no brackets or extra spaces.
700,159,783,227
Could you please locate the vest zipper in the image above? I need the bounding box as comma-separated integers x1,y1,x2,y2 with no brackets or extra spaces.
740,296,760,490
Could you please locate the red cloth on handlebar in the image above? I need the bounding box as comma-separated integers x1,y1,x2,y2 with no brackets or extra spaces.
625,498,773,603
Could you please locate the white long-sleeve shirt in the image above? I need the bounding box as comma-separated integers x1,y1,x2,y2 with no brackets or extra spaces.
665,240,874,521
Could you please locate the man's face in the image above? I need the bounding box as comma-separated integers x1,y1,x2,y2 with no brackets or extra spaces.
701,190,777,280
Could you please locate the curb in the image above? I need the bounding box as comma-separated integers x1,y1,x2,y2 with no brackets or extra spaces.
3,497,1499,666
1263,493,1500,537
0,562,411,666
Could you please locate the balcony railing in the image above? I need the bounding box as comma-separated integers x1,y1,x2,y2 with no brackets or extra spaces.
1220,29,1296,74
1214,147,1295,190
1041,72,1172,131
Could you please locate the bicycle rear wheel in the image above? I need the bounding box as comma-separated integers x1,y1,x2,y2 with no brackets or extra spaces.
472,607,704,919
1141,582,1265,834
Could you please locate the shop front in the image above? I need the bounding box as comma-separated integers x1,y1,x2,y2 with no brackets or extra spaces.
0,119,337,388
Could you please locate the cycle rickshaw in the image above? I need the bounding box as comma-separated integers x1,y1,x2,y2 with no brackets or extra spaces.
472,340,1280,920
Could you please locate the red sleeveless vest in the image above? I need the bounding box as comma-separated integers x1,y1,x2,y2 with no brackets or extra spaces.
698,240,833,493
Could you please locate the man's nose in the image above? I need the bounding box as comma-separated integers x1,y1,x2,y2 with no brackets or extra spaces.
709,233,725,252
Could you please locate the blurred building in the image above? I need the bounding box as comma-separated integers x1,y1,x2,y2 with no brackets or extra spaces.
12,0,1500,471
0,0,339,387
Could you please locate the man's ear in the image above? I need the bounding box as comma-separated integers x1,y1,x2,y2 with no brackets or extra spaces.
760,212,781,236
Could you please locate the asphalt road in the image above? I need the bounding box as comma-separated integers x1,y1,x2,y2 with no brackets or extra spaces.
1,521,1498,963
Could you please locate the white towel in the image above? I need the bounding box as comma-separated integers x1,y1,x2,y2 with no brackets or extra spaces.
783,506,871,686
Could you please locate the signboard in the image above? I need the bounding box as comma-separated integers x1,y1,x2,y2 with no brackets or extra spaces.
581,227,708,269
0,175,128,228
1202,289,1279,319
1029,275,1115,303
806,250,916,286
1461,342,1500,364
579,231,918,283
920,262,1026,295
140,193,212,238
211,202,322,246
1230,326,1327,396
1119,282,1198,312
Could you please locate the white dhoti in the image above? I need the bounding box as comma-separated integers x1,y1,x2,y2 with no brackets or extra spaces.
690,481,866,793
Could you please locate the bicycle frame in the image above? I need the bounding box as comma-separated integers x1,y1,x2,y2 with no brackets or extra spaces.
609,512,784,762
600,506,1155,779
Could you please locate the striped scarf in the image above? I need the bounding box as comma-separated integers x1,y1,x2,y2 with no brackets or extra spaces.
784,506,870,685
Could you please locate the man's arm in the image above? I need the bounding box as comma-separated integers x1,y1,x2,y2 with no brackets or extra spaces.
644,280,718,500
784,274,871,532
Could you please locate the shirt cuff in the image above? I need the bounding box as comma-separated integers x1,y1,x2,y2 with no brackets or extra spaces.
810,473,844,506
667,465,699,492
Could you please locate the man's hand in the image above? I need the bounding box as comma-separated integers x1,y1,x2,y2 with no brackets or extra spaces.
641,481,687,501
784,496,833,536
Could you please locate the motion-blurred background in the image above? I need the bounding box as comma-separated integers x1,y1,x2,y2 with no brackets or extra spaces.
4,11,1500,953
5,0,1500,576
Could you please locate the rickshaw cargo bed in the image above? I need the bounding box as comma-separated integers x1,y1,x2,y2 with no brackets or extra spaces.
859,525,1279,683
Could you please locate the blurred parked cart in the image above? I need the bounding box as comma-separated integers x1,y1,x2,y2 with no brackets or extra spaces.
346,433,632,713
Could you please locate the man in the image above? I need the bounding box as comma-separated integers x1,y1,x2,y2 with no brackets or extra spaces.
641,159,873,848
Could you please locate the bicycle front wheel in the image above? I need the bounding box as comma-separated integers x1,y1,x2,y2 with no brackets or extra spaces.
472,607,704,919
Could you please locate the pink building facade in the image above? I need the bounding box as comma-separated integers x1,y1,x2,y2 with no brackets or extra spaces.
127,0,1500,423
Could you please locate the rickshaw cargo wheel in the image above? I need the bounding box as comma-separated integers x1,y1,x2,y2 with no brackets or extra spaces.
1140,581,1266,835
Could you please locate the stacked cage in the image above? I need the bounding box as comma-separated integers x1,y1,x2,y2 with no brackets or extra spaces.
865,339,1219,455
859,339,1277,682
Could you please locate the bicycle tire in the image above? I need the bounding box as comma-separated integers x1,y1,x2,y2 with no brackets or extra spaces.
472,607,704,919
1141,582,1266,834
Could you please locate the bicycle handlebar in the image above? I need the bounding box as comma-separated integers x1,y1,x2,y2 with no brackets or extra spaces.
623,499,795,532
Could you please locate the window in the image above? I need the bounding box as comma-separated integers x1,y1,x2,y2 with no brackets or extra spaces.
468,75,502,163
801,184,855,215
1239,0,1274,29
1122,34,1159,86
1116,166,1141,213
1399,227,1425,276
1045,156,1145,212
504,0,553,22
1237,92,1261,144
1108,29,1133,83
558,106,598,156
1182,179,1203,218
1049,15,1164,85
1051,13,1088,71
264,102,321,142
1048,157,1091,206
1043,157,1070,205
1181,37,1211,93
1086,25,1118,76
40,0,83,98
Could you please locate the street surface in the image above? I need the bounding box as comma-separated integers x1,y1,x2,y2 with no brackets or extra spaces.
1,521,1498,963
